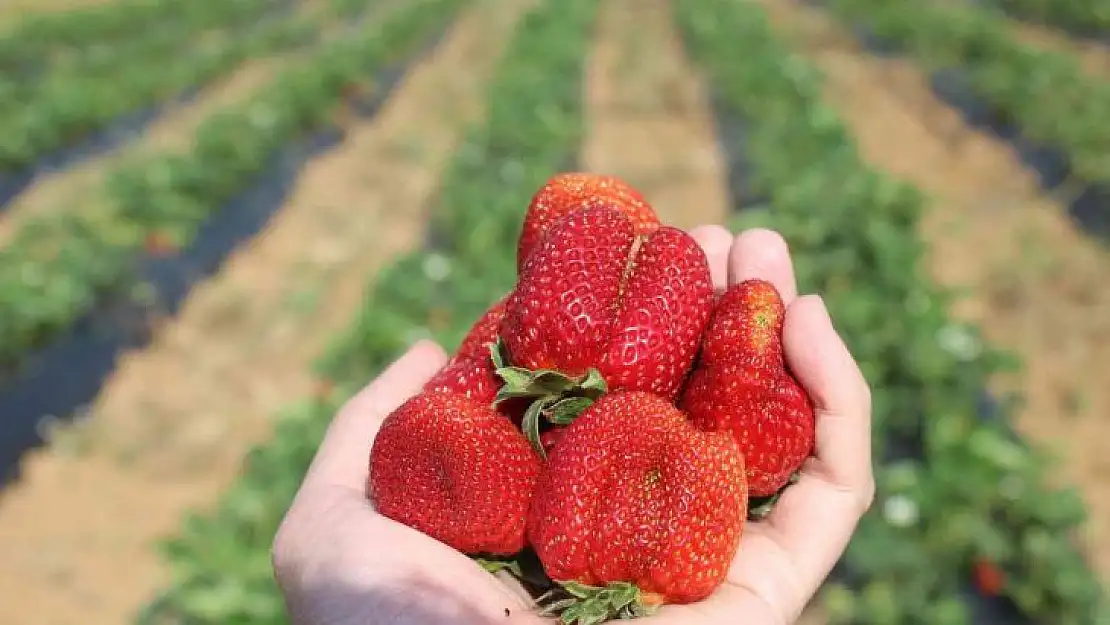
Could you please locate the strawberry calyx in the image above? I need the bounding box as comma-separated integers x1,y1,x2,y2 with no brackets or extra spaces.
537,581,662,625
748,469,802,520
489,339,608,458
472,555,524,578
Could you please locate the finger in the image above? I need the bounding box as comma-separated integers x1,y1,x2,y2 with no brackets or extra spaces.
727,228,798,304
688,224,733,292
783,295,873,496
299,339,449,495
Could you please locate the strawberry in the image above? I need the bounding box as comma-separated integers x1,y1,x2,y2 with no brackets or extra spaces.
367,390,541,556
143,230,178,256
679,279,815,498
972,558,1006,597
498,206,714,408
517,172,660,271
529,391,747,620
425,296,509,405
456,297,511,362
538,427,566,455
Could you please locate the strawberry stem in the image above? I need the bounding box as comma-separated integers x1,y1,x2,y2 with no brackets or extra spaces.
537,581,662,625
488,338,608,458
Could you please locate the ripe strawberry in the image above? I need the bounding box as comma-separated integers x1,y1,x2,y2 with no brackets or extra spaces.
972,558,1006,597
500,206,714,402
680,279,815,497
529,391,747,617
144,230,177,256
517,172,660,271
368,390,541,556
425,296,509,405
456,296,510,361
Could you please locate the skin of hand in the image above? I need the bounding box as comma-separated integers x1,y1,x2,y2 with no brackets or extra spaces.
272,226,875,625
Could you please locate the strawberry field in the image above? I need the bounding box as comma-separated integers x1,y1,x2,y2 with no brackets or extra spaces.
0,0,1108,623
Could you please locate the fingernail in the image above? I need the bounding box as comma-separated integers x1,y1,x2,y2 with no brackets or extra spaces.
810,294,829,316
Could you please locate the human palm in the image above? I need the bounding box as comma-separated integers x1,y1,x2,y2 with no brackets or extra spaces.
273,226,874,625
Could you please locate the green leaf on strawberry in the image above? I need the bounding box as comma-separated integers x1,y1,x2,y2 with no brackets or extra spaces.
537,581,662,625
490,338,608,401
473,556,524,578
748,470,802,520
489,337,609,457
519,395,598,459
547,396,595,424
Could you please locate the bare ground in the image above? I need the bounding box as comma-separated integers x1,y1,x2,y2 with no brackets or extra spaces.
0,0,110,25
0,0,530,622
580,0,730,229
1006,20,1110,76
761,0,1110,584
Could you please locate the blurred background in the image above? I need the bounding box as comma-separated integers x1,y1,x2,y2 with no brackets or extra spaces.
0,0,1106,623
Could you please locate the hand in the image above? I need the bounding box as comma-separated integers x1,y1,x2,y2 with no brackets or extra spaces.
271,226,874,625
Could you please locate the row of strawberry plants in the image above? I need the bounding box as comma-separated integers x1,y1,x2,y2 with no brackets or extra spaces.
0,0,457,372
134,0,594,622
0,0,291,104
0,0,365,173
986,0,1110,37
0,0,284,77
819,0,1110,195
678,1,1106,623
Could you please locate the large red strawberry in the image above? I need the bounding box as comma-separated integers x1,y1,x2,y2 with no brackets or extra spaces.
367,390,541,556
499,206,714,409
528,391,747,619
517,172,661,271
424,296,508,405
680,279,815,498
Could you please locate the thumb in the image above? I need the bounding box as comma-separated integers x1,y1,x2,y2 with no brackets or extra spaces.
783,295,874,501
301,339,450,495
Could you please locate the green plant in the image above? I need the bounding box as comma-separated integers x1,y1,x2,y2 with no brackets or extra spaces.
989,0,1110,35
0,0,377,171
0,0,451,372
825,0,1110,191
0,0,285,75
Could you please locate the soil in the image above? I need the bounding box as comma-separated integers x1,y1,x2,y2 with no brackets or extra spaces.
0,1,530,623
580,0,731,228
0,0,110,24
1006,20,1110,76
761,0,1110,585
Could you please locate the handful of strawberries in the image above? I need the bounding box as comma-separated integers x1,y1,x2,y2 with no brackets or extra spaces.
367,173,816,624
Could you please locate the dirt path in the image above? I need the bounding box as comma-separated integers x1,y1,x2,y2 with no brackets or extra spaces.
1006,20,1110,76
0,0,110,25
0,1,530,622
0,0,339,246
580,0,730,229
760,0,1110,583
